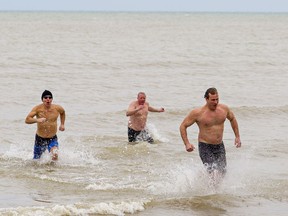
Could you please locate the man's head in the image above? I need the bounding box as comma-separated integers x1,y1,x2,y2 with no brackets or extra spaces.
41,90,53,101
137,92,146,105
204,87,219,110
204,87,218,99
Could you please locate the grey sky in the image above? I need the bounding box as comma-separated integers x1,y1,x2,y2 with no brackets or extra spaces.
0,0,288,12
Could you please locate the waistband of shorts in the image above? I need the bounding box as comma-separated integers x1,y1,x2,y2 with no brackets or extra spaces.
128,127,141,133
199,141,224,146
36,134,57,140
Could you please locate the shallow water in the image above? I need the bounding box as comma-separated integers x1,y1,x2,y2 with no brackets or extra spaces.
0,12,287,215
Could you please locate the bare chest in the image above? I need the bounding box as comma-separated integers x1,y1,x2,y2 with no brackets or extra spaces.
37,109,59,122
198,110,227,127
134,106,148,117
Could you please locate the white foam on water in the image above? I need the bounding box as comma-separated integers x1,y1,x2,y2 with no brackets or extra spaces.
2,142,32,161
146,157,210,196
85,182,139,191
0,199,151,216
146,123,169,143
146,146,266,199
2,139,101,168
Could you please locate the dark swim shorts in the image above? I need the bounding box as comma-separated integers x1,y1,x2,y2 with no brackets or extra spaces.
33,134,58,159
198,142,227,174
128,127,154,143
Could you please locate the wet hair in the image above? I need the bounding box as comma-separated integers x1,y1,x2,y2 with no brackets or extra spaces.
204,87,218,99
41,90,53,100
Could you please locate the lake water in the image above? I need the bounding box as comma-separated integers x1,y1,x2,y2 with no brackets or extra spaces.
0,12,287,216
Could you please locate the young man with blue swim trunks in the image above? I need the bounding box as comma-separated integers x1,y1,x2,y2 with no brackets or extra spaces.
126,92,165,143
25,90,65,161
180,87,241,181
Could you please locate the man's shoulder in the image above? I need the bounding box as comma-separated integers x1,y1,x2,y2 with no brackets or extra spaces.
190,106,203,116
33,104,44,111
52,104,64,112
195,106,206,113
129,100,138,105
218,104,229,110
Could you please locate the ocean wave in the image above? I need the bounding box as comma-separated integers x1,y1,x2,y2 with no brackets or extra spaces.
85,182,145,191
155,194,242,214
232,105,288,114
0,199,151,216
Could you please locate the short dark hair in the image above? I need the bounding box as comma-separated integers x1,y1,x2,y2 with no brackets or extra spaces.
204,87,218,99
41,90,53,100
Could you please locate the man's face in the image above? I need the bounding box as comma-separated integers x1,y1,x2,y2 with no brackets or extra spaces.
206,93,219,110
137,94,146,105
42,95,53,106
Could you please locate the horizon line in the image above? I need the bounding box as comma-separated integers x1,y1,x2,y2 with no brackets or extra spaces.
0,10,288,13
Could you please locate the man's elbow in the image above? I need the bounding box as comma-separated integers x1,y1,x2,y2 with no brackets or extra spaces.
229,117,237,125
179,123,185,132
25,117,33,124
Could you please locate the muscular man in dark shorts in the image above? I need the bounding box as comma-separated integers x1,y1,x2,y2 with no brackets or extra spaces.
180,87,241,180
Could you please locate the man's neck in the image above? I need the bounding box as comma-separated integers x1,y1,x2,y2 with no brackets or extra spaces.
43,104,52,110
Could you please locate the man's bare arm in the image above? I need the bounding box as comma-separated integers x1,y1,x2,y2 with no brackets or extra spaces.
180,110,197,152
58,105,66,131
25,107,44,124
148,105,164,112
126,102,143,116
227,108,241,147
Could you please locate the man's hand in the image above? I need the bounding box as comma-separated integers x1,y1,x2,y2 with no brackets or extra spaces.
185,143,195,152
59,124,65,131
235,137,241,148
37,118,47,123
